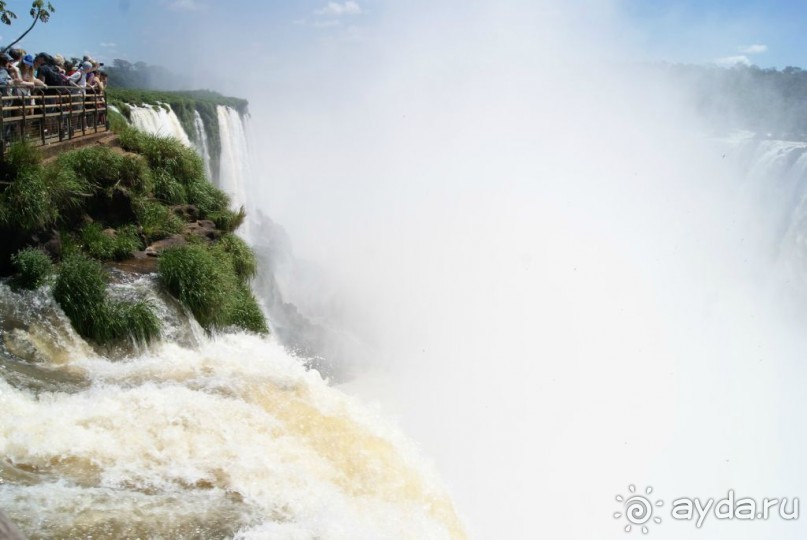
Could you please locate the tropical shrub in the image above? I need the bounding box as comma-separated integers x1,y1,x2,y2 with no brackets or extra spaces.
53,253,160,343
11,247,52,289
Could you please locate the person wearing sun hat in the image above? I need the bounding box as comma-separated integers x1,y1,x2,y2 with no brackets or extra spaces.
0,52,36,97
53,53,65,74
68,61,93,88
19,53,44,93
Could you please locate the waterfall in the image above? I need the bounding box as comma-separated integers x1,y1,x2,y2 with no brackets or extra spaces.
192,110,213,180
0,277,463,539
0,93,468,538
216,106,251,215
128,104,192,147
125,103,251,216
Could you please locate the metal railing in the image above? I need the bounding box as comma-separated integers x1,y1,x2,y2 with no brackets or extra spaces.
0,87,107,154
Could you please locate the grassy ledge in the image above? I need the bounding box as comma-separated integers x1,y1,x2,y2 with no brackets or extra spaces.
53,253,161,344
158,237,267,335
0,125,266,345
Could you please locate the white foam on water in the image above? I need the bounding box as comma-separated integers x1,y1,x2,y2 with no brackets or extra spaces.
0,333,463,539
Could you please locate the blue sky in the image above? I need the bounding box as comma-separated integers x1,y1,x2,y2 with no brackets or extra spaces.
2,0,807,87
621,0,807,67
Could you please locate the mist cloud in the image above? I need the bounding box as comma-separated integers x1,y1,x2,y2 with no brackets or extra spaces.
715,54,752,65
740,43,768,54
238,2,807,538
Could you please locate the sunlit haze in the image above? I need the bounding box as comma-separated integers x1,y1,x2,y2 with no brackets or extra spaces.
4,1,807,538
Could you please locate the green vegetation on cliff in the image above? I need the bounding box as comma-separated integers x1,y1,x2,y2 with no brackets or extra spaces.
0,125,267,345
106,87,249,180
11,248,52,290
158,240,267,334
53,253,161,344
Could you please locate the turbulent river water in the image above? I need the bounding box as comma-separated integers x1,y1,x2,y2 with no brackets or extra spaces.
0,274,464,538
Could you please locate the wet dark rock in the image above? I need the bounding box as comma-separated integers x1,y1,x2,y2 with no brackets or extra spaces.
108,250,158,274
185,219,220,241
172,204,200,221
145,234,187,257
41,230,62,261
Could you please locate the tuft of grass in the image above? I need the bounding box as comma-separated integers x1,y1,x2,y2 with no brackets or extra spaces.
185,180,229,215
152,169,187,205
80,223,142,261
158,242,267,334
207,206,246,234
226,284,268,334
158,244,226,329
44,164,92,215
1,167,57,232
134,198,184,241
216,233,256,281
104,299,162,343
0,141,42,183
56,147,152,195
0,142,96,233
53,253,110,338
53,253,160,344
11,247,52,289
118,128,205,186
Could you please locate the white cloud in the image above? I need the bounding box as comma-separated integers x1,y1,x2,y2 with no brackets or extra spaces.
715,55,751,66
314,20,341,28
739,44,767,54
315,1,361,17
165,0,202,11
100,42,117,49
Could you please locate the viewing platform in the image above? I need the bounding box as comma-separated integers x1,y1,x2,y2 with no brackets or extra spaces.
0,88,107,156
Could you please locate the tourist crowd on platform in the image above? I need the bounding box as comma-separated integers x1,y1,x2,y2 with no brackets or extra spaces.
0,49,107,95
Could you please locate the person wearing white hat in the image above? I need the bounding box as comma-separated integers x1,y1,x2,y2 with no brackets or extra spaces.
68,61,93,88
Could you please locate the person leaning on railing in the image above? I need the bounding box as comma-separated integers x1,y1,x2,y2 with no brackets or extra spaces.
0,52,37,92
33,52,66,88
19,54,45,92
0,51,108,146
68,61,92,88
7,49,23,81
1,52,39,142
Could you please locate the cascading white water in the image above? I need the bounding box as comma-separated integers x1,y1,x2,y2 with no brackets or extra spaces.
0,277,463,539
719,134,807,295
126,103,251,224
193,109,213,180
217,106,252,216
128,104,192,146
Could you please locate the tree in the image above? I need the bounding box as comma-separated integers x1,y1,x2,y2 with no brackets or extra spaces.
0,1,55,53
112,58,133,70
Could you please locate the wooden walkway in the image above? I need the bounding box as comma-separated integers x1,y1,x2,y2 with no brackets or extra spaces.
0,88,108,155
